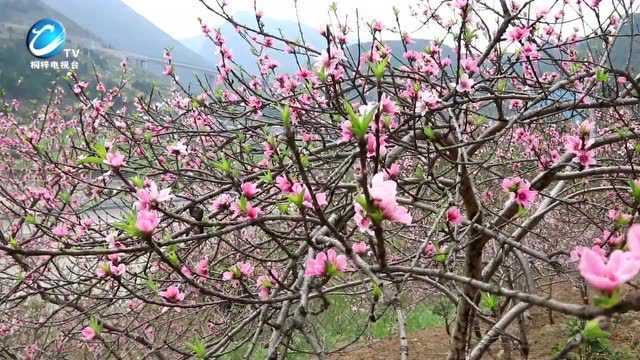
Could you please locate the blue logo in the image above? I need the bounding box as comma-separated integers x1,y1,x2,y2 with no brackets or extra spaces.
26,18,66,59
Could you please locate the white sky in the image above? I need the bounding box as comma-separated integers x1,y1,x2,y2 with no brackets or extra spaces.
121,0,629,45
121,0,446,40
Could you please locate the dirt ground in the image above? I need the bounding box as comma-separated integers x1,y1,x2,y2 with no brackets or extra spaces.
329,282,640,359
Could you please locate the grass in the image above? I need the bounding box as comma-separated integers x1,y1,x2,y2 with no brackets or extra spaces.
224,295,451,359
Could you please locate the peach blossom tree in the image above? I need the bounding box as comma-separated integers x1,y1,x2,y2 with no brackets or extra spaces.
2,0,640,359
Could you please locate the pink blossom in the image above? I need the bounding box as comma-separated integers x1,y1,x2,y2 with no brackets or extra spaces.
104,151,125,168
136,209,160,234
447,207,463,225
241,182,259,199
110,263,126,277
506,26,531,42
212,194,233,212
222,262,254,281
452,0,468,9
304,249,347,277
52,223,69,237
354,203,373,234
603,230,623,246
162,65,173,76
136,181,172,210
424,242,436,257
385,163,401,179
574,150,596,168
514,184,538,208
167,141,188,156
366,133,387,158
181,265,193,278
578,249,640,291
196,258,209,277
368,172,412,225
460,57,479,73
627,224,640,258
314,46,344,74
301,187,328,209
564,135,583,154
352,241,370,255
379,93,399,115
501,177,523,192
81,326,96,341
456,75,475,93
245,203,262,220
340,121,354,142
256,275,273,300
276,175,294,193
501,177,537,208
159,285,186,303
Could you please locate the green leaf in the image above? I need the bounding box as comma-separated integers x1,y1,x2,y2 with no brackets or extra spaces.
582,319,609,340
372,58,389,81
89,317,103,334
277,203,290,214
372,283,383,302
423,127,435,141
77,156,104,165
93,142,107,159
113,211,143,238
496,79,507,94
288,192,304,208
60,191,71,204
481,292,499,311
239,196,248,212
517,205,528,217
187,338,207,359
259,171,273,184
145,277,158,291
595,69,609,83
214,157,231,173
593,290,620,309
629,180,640,202
281,104,291,127
131,175,145,188
25,214,37,225
318,67,327,82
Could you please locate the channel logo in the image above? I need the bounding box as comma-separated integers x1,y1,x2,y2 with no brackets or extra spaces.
26,18,66,59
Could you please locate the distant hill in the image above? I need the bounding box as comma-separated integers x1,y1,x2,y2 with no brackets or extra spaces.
181,11,325,74
0,0,103,46
40,0,214,70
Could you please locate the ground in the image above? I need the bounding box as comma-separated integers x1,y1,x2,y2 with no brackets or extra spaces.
329,282,640,359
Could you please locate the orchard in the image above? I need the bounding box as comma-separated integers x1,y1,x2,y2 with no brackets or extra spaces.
2,0,640,358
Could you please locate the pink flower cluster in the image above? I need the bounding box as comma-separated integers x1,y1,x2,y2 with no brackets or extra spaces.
304,249,348,277
135,180,172,210
575,225,640,292
564,120,596,169
501,177,538,208
275,176,328,209
256,270,278,300
222,262,254,282
354,172,412,233
159,285,186,303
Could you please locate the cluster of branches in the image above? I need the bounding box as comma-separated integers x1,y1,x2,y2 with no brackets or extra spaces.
1,0,640,358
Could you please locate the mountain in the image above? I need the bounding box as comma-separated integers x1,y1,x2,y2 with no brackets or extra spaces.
181,11,325,74
0,0,103,46
0,0,170,103
40,0,214,70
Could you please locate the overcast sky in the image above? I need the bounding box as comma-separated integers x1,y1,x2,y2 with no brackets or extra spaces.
121,0,448,40
121,0,627,45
